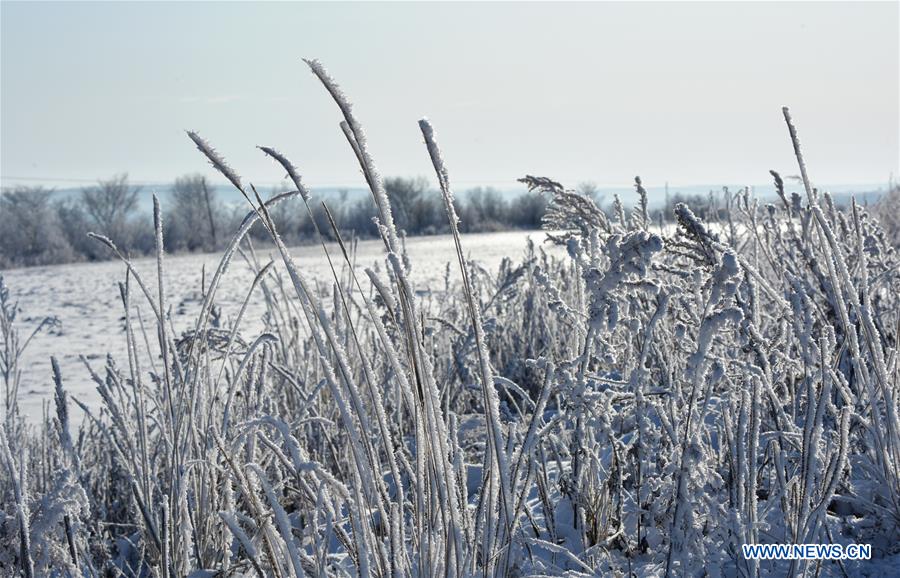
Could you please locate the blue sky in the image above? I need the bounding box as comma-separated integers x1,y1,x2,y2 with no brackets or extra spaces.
2,1,897,191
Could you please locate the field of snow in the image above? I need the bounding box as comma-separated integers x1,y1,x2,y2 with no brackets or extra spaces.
3,230,558,420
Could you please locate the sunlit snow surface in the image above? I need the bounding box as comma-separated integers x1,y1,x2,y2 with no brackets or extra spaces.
3,230,559,420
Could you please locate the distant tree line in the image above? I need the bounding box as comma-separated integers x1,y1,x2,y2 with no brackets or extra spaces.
655,190,724,222
4,172,778,269
0,174,549,268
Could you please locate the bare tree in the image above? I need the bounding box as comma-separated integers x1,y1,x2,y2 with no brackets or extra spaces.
0,186,74,266
460,187,507,232
169,174,220,251
576,181,605,207
80,174,141,248
383,176,436,233
874,185,900,247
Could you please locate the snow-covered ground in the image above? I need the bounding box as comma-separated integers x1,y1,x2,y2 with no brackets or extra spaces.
3,230,556,420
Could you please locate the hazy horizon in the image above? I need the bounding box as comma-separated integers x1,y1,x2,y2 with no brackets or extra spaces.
2,1,898,191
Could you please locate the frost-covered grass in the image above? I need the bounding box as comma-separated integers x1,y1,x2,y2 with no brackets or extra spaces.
2,228,552,421
1,61,899,577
